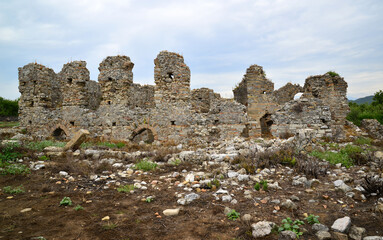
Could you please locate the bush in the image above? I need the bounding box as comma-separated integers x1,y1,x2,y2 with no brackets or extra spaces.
327,71,340,77
74,205,84,211
3,185,25,194
347,90,383,126
117,184,135,193
60,197,72,206
305,214,320,224
226,209,240,221
278,217,304,238
0,97,18,117
27,141,66,151
0,143,30,175
134,160,157,171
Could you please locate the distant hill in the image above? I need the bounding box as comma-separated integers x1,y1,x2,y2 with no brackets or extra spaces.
349,95,374,104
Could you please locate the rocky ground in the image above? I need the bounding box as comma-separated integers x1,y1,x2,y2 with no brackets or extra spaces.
1,127,383,240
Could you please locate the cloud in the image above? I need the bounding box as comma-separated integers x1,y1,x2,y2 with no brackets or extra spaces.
0,0,382,100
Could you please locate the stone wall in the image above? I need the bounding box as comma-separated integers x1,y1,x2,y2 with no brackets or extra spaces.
18,52,350,143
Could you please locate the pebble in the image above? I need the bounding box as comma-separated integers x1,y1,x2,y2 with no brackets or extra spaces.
20,208,32,213
163,208,180,216
331,216,352,233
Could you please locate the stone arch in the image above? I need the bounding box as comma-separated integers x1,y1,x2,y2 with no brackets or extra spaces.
130,124,157,144
50,123,70,140
260,113,273,138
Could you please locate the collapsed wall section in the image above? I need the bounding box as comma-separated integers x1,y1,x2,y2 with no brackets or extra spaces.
58,61,90,107
98,56,134,106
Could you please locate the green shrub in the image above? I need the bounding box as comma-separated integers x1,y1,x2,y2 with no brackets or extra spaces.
278,217,304,238
354,137,372,146
80,141,125,149
27,141,66,151
0,143,30,175
134,160,157,171
145,197,153,203
74,205,84,211
327,71,340,77
117,184,135,193
3,185,25,194
227,209,240,221
38,155,50,161
347,91,383,126
254,180,268,191
0,97,18,117
310,150,353,168
60,197,72,206
207,178,221,189
0,122,19,128
305,214,320,224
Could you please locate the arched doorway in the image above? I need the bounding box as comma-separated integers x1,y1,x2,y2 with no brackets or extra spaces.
52,127,67,140
131,128,155,144
260,113,273,137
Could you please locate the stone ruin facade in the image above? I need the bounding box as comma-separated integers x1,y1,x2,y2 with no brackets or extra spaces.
18,51,350,143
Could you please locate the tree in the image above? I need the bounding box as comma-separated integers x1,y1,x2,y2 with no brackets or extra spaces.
372,90,383,106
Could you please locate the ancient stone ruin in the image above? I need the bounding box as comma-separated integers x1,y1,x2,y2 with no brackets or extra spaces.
18,51,349,143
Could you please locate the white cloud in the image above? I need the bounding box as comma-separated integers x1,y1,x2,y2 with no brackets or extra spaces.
0,0,383,100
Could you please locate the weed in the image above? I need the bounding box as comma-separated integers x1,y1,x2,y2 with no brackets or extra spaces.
327,71,339,77
27,141,66,151
169,158,182,165
60,197,72,206
254,180,268,191
0,163,30,175
74,205,84,211
145,197,153,203
117,184,135,193
102,223,118,230
227,209,240,221
305,214,320,224
0,121,19,128
207,178,221,189
309,144,363,168
38,155,50,161
3,185,25,194
0,142,22,162
281,156,296,167
278,217,304,238
354,137,372,146
134,160,157,171
80,141,126,149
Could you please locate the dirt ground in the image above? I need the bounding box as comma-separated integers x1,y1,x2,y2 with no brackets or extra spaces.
1,151,383,240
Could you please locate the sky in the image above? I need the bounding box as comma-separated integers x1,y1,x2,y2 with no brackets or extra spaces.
0,0,382,100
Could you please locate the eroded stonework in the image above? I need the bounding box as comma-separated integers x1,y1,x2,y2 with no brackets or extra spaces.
18,51,349,143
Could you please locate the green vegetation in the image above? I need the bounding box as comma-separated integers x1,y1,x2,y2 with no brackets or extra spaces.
305,214,320,225
254,180,268,191
117,184,135,193
327,71,340,77
38,155,50,161
354,137,372,146
60,197,73,206
3,185,25,194
80,141,125,149
0,97,18,117
0,142,30,175
134,160,157,171
145,197,153,203
278,217,304,238
281,156,296,167
102,223,118,230
310,144,364,168
0,121,19,128
27,141,66,151
169,158,182,165
74,205,84,211
347,90,383,126
207,178,221,189
226,209,240,221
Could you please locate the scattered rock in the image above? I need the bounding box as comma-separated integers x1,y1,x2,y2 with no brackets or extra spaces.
333,231,349,240
242,214,251,222
279,230,297,240
101,216,110,221
281,199,297,210
331,216,352,233
20,208,32,213
312,223,329,233
163,208,180,216
63,129,90,151
251,221,276,238
349,225,366,240
316,230,332,240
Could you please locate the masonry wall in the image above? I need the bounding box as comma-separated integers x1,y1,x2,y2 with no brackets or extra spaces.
18,52,349,143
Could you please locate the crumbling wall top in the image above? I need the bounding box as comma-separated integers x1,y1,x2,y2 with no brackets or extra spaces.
98,56,134,71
